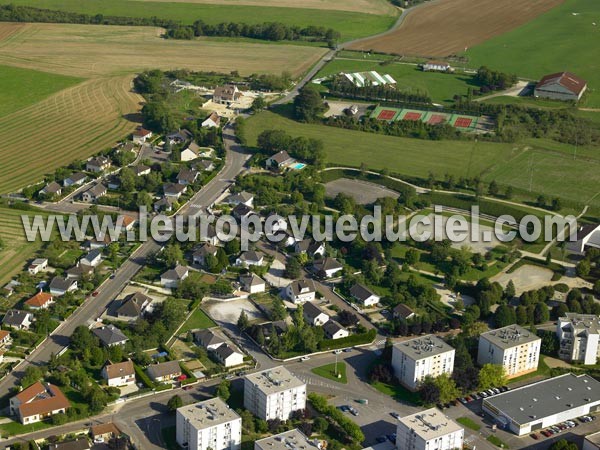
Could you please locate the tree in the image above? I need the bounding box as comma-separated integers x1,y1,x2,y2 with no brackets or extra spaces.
494,304,516,327
549,440,578,450
488,180,499,196
284,256,302,279
419,376,440,405
594,279,600,297
216,379,231,401
167,395,183,412
576,259,591,277
504,280,516,300
270,297,287,321
293,85,326,122
478,364,507,390
313,416,329,433
434,373,460,404
405,248,420,266
533,302,550,324
237,311,249,331
251,96,266,111
163,243,184,268
21,366,44,388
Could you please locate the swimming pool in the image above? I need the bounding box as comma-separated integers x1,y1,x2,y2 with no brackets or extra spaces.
290,163,306,170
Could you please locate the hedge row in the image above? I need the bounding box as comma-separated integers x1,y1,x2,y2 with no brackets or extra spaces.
317,329,376,351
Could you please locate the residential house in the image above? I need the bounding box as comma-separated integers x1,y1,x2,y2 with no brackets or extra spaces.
225,191,254,207
303,301,329,326
106,176,121,190
266,150,295,170
40,182,62,198
28,258,48,275
349,283,380,307
81,183,107,203
2,310,33,330
312,257,343,278
195,159,215,172
232,203,254,221
535,72,588,101
132,127,152,144
192,243,219,266
393,303,416,320
93,325,129,347
154,196,176,213
199,223,220,246
273,230,296,247
49,277,78,296
146,360,182,383
63,172,86,187
214,344,244,368
163,183,187,199
239,273,266,294
116,292,152,320
48,438,90,450
213,84,241,105
177,168,199,185
294,239,325,257
0,330,11,347
101,360,135,387
24,292,54,310
66,264,94,280
167,129,193,146
323,320,349,340
119,215,136,231
132,164,151,177
86,156,111,173
285,279,316,304
160,265,189,288
193,329,226,351
80,249,102,267
181,142,202,162
568,224,600,254
90,422,122,443
10,382,70,424
2,280,20,297
235,251,264,267
202,111,221,128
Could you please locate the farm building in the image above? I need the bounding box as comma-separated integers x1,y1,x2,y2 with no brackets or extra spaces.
421,61,454,72
568,223,600,254
341,71,396,88
534,72,587,101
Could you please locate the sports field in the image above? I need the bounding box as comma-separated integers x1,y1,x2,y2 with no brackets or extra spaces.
0,76,142,194
0,23,327,78
0,64,82,118
348,0,562,56
7,0,398,42
0,207,49,285
371,106,479,131
131,0,396,15
316,59,477,105
244,111,600,208
464,0,600,107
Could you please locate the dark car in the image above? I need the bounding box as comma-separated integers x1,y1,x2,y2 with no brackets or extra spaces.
530,433,540,440
339,405,350,412
390,412,401,420
541,430,551,437
183,385,193,391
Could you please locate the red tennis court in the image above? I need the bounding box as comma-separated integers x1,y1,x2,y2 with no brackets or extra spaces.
454,117,473,128
403,112,422,121
428,114,446,125
377,109,396,120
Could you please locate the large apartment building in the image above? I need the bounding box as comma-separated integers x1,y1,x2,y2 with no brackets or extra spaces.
396,408,464,450
176,398,242,450
477,324,541,378
243,366,306,420
255,429,321,450
557,313,600,365
391,335,455,391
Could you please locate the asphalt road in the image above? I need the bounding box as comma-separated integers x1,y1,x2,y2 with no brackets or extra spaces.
0,122,250,405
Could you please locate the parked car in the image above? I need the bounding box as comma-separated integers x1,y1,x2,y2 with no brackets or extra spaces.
471,393,480,400
459,398,468,404
349,406,359,416
183,385,193,391
390,412,401,420
333,349,342,354
530,433,540,440
92,291,99,297
465,396,473,402
339,405,350,412
343,348,352,352
479,392,487,398
541,430,551,438
300,356,310,361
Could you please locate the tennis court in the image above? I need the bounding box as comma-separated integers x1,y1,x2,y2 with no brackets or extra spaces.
426,113,450,125
450,114,479,130
399,110,423,121
372,105,402,121
371,106,481,131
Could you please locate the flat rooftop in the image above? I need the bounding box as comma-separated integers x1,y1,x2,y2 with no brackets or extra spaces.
177,397,240,428
480,324,541,349
245,366,305,395
394,335,454,360
586,431,600,447
255,429,317,450
398,408,463,440
560,313,600,334
484,373,600,425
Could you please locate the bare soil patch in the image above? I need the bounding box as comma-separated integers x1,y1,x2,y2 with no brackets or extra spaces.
349,0,563,57
131,0,396,15
325,178,399,205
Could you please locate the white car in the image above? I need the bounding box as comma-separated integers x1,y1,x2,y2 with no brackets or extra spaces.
333,349,342,354
300,356,310,361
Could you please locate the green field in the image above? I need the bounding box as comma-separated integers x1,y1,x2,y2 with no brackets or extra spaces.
482,95,572,110
8,0,398,42
245,111,600,208
179,307,216,333
316,59,478,105
465,0,600,107
0,206,48,285
311,362,348,383
0,65,82,118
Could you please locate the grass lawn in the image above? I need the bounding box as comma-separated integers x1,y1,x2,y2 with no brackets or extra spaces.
0,206,49,285
311,362,348,384
179,307,216,334
245,111,600,209
456,417,481,431
8,0,398,42
370,378,421,405
481,95,572,110
487,435,509,449
317,59,478,105
464,0,600,107
507,356,551,385
0,65,82,118
0,417,53,437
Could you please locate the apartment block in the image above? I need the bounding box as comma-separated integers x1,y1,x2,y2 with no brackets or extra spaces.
244,366,306,420
477,324,541,378
557,313,600,365
396,408,464,450
391,335,455,391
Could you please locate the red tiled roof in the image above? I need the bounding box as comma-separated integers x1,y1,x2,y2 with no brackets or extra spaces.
0,330,9,340
536,72,587,95
25,292,53,308
16,383,70,419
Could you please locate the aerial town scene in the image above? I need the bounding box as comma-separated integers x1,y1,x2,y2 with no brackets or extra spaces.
0,0,599,449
